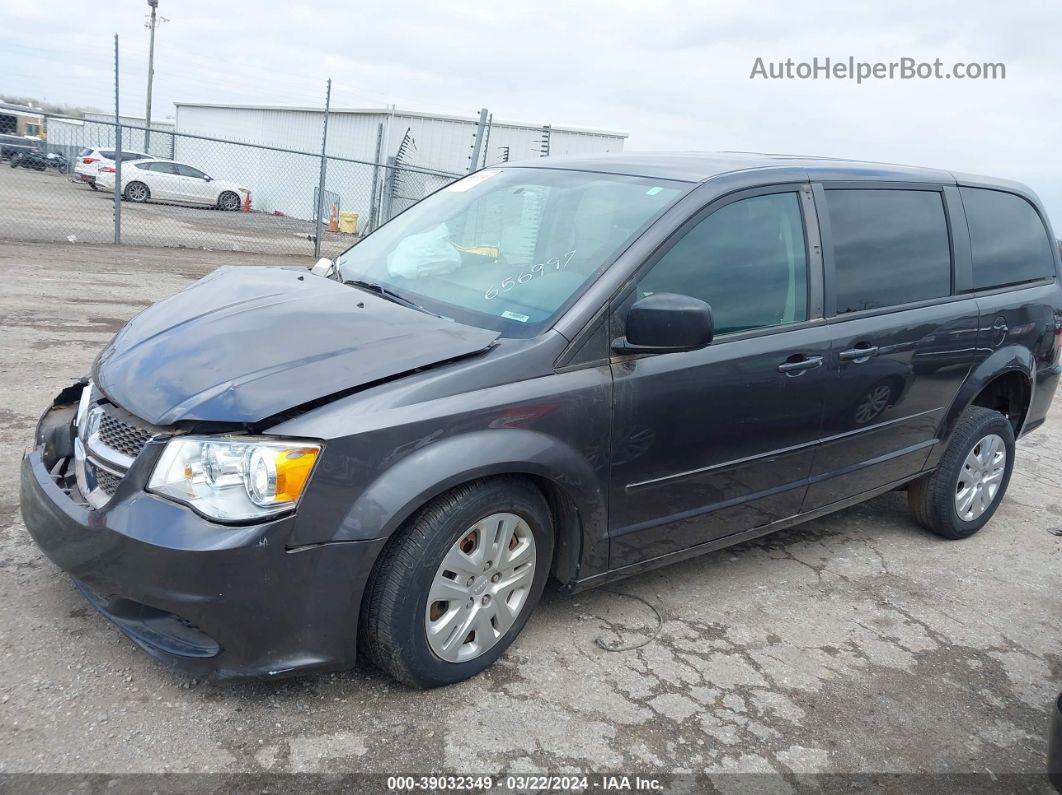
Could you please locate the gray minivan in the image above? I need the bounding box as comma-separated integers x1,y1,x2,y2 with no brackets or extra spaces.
20,153,1062,687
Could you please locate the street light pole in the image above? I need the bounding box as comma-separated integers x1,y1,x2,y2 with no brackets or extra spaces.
144,0,158,153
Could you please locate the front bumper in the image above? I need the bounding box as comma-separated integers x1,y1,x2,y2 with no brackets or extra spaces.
20,449,386,679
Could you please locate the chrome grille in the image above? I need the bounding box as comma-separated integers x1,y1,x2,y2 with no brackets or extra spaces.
97,411,154,459
94,465,123,496
75,385,165,509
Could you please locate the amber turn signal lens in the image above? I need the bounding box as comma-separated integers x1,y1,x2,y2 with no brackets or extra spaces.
274,448,318,503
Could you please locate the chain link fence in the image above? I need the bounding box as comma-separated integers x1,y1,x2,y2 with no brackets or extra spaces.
0,112,464,259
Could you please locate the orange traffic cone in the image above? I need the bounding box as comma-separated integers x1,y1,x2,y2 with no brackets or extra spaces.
327,205,339,233
242,190,251,213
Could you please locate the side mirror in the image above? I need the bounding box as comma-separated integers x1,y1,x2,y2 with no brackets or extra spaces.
310,257,334,277
204,175,213,182
613,293,714,354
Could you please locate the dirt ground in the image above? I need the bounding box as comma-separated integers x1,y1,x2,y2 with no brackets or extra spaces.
0,164,356,258
0,240,1059,787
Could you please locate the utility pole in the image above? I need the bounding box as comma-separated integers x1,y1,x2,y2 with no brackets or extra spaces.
144,0,159,152
113,34,122,245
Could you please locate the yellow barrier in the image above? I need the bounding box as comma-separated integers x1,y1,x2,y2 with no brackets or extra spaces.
339,212,359,235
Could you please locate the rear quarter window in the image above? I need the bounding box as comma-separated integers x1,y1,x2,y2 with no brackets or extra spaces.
960,187,1057,289
825,188,952,314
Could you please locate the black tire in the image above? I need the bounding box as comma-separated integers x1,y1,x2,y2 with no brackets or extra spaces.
123,181,150,202
360,477,554,688
217,191,241,211
89,182,98,191
908,406,1015,539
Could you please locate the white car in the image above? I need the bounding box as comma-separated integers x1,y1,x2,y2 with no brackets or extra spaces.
96,159,249,211
74,147,150,190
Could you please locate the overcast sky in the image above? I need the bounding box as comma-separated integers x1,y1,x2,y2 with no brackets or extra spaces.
4,0,1061,227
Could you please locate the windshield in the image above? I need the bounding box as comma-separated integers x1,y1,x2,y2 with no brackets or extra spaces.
335,168,685,336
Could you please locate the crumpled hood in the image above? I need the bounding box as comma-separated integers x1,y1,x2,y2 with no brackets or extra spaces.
93,266,499,425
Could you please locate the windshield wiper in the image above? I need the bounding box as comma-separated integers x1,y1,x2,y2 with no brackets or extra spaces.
343,279,439,316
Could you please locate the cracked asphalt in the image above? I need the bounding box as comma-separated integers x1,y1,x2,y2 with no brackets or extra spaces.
0,240,1059,785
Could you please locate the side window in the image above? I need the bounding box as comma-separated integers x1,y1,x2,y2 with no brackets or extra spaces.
825,189,951,314
959,187,1056,289
100,150,116,160
636,192,808,335
175,164,206,179
121,152,148,162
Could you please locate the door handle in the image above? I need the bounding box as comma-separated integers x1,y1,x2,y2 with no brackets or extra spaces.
839,345,879,362
778,355,823,374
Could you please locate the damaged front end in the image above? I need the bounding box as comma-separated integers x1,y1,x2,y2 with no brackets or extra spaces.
20,379,385,679
38,380,175,511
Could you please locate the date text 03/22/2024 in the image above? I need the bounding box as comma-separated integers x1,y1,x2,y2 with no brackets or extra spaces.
386,774,664,791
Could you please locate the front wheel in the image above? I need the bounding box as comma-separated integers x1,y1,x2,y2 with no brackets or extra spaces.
360,478,554,688
908,406,1015,539
217,190,241,211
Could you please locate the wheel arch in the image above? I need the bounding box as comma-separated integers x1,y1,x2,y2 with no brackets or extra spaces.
943,347,1034,441
324,429,605,588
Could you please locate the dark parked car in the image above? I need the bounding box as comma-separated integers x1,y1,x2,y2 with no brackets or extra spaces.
0,133,41,161
20,153,1062,687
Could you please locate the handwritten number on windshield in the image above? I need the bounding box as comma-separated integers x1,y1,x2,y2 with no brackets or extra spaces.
484,250,577,300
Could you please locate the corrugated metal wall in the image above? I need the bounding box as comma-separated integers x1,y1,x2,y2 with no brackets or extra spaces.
173,105,626,222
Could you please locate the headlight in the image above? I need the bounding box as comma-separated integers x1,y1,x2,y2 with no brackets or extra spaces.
148,436,321,522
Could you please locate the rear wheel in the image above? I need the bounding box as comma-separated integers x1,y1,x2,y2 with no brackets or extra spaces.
908,406,1015,539
124,181,149,202
360,478,553,688
217,191,241,211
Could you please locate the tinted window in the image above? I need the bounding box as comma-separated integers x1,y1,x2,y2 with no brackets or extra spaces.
637,192,808,335
826,189,951,314
100,150,116,159
960,188,1056,289
175,164,206,179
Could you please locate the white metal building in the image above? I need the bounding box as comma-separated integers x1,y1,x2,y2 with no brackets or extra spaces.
172,103,627,225
45,113,177,160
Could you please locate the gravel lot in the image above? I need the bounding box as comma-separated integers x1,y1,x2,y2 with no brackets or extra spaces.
0,165,356,258
0,240,1059,787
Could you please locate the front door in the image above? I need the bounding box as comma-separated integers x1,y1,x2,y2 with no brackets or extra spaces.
173,164,215,204
608,186,830,569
